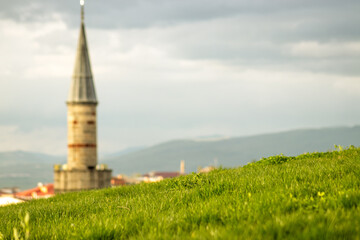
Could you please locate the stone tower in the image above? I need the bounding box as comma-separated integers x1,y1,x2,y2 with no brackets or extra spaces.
54,1,112,193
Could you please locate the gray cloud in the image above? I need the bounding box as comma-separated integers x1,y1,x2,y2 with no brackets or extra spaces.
1,0,359,30
2,0,359,77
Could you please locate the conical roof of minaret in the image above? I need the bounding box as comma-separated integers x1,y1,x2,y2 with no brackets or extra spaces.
67,4,97,104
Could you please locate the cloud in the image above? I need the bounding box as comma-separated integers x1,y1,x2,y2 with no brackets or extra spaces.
288,41,360,58
0,125,66,155
0,0,359,154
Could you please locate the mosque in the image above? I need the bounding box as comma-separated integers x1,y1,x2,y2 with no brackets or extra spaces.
54,1,112,193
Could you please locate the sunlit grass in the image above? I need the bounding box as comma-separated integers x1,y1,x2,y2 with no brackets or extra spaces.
1,146,359,239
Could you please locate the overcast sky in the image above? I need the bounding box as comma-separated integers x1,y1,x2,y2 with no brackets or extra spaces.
0,0,359,155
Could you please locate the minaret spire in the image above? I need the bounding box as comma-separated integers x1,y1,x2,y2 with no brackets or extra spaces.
81,0,84,23
67,0,97,104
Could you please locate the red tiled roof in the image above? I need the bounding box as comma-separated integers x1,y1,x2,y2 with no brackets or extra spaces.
15,183,54,197
111,177,126,186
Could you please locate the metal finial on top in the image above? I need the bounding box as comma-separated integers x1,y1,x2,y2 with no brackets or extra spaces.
80,0,85,23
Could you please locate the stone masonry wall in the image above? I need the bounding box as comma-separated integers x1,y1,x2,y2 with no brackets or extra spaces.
54,169,112,193
67,103,97,170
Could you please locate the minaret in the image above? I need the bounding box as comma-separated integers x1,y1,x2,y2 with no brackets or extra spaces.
54,0,112,193
67,0,97,170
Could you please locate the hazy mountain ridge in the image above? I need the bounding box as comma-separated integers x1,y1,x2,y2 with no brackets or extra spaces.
101,146,146,158
0,151,65,190
103,126,360,175
1,126,359,189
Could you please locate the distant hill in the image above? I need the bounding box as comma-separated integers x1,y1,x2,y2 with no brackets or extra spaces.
101,146,146,158
103,126,360,175
1,126,359,189
0,151,65,190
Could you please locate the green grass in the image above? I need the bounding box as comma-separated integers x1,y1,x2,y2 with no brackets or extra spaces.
1,146,360,239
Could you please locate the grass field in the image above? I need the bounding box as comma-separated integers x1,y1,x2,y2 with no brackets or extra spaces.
1,146,360,239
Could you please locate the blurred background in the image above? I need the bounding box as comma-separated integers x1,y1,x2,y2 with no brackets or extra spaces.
0,0,359,188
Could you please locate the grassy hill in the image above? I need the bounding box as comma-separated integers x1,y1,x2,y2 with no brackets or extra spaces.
104,126,360,174
1,146,359,239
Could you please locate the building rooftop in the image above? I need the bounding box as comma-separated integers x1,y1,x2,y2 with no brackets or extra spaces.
15,183,54,200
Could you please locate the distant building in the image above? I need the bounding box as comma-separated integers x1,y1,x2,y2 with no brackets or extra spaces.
180,160,185,175
111,161,188,187
0,196,23,207
0,182,55,205
141,160,187,182
15,183,54,201
54,1,111,193
0,187,23,206
111,175,126,186
0,187,20,195
110,161,187,186
198,166,216,173
0,183,55,206
142,175,164,183
143,171,182,179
